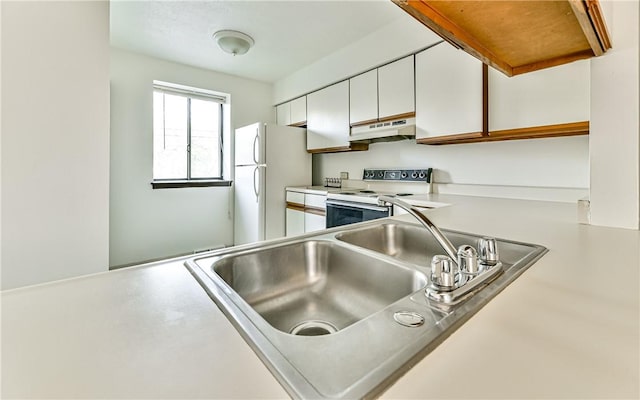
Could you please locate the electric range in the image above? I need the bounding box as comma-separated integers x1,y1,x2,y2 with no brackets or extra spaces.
325,168,432,228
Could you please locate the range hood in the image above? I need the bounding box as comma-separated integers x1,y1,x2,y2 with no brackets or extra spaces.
349,118,416,143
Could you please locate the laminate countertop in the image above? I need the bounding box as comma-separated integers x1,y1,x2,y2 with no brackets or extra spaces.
2,194,638,399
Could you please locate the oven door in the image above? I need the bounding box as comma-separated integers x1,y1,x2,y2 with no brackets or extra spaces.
326,199,392,228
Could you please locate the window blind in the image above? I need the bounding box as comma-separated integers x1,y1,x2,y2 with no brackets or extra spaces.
153,80,228,104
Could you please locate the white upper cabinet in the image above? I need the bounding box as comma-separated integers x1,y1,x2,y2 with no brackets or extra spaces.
289,96,307,126
416,42,483,140
276,96,306,126
276,102,290,126
306,81,350,151
378,55,415,119
488,59,590,131
349,69,378,126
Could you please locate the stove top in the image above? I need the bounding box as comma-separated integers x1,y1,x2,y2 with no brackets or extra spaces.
328,189,415,205
327,168,433,205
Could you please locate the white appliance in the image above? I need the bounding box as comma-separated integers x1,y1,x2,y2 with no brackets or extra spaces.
234,122,311,245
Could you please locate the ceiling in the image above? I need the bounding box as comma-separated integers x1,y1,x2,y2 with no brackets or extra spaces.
110,1,408,83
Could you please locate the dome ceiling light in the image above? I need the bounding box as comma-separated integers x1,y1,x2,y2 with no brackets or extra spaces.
213,30,254,56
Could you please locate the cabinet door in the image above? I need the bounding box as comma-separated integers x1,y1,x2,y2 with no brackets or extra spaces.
306,81,350,151
290,97,307,126
276,102,290,126
488,59,590,131
304,212,325,233
286,208,305,237
349,69,378,126
378,55,415,119
416,42,483,139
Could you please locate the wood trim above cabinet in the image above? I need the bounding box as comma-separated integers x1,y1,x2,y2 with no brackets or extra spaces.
418,121,589,145
489,121,590,139
392,0,611,77
286,201,305,212
417,131,485,145
379,112,416,123
304,206,326,217
286,202,326,217
307,143,369,154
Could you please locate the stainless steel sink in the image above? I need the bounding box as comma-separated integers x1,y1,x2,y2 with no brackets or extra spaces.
186,220,547,399
335,222,539,268
336,222,456,266
212,240,427,335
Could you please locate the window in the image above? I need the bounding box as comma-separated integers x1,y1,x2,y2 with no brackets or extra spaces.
152,81,230,188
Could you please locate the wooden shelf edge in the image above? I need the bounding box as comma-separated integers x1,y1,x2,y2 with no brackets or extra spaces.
392,0,515,76
306,143,369,154
489,121,590,138
416,131,485,145
586,0,612,50
512,50,595,76
378,112,416,123
393,0,611,77
285,202,305,212
417,121,589,145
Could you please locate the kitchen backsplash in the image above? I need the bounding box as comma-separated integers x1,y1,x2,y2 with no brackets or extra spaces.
312,135,589,203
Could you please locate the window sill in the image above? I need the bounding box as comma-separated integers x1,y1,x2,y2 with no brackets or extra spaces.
151,179,232,189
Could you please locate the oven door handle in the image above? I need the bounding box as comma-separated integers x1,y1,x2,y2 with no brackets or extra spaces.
326,199,391,213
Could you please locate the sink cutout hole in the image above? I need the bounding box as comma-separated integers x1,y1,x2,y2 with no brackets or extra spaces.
290,320,338,336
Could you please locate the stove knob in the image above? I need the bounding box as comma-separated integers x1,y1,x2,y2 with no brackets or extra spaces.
401,172,408,179
377,171,384,179
418,171,426,179
411,172,418,179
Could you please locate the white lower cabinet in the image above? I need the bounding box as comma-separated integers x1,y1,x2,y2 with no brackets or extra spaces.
304,212,325,233
285,208,305,237
285,191,326,236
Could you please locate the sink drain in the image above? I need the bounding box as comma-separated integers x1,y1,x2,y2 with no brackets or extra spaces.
290,320,338,336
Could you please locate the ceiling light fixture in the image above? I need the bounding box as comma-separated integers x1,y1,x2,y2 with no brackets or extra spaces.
213,30,254,56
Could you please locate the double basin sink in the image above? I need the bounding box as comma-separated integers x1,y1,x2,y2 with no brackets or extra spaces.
186,220,547,399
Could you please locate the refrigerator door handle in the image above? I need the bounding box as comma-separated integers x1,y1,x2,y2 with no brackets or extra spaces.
253,166,260,203
252,130,260,164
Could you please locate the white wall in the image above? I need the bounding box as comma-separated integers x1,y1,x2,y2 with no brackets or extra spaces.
110,48,273,267
314,136,589,201
275,9,590,203
274,16,442,104
589,0,639,230
1,1,110,289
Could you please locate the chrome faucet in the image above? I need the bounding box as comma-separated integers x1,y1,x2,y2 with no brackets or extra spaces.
378,195,502,305
378,196,458,263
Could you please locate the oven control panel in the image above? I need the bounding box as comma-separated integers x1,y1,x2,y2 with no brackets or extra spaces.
363,168,432,182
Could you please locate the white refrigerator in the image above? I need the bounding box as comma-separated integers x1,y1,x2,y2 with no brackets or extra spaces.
234,122,311,245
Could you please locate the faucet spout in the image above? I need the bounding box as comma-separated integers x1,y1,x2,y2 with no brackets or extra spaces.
378,195,459,264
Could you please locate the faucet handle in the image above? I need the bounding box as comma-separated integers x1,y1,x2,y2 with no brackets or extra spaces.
478,237,499,266
457,245,479,274
430,255,456,290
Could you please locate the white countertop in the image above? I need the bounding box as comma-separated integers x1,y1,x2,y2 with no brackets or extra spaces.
2,194,639,399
